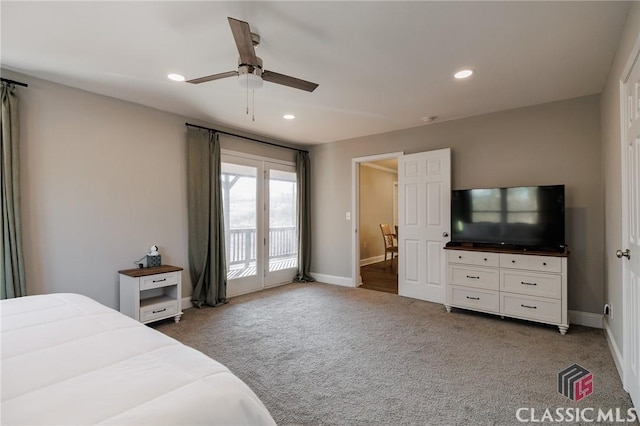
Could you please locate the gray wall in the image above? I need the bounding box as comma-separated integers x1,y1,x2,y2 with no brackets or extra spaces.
601,3,640,355
6,70,296,310
310,95,603,314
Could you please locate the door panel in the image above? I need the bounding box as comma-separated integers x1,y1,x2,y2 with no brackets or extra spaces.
265,164,298,287
222,158,263,297
398,148,451,303
623,50,640,408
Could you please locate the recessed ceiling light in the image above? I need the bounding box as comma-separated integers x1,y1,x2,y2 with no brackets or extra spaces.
454,69,474,79
283,114,296,120
167,73,185,82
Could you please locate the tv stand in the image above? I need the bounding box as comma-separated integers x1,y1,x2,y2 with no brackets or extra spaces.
444,246,569,334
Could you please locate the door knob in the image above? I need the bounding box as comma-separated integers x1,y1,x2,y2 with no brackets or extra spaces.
616,249,631,259
442,232,449,237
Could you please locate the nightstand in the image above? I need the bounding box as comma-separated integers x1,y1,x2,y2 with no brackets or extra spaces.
119,265,183,324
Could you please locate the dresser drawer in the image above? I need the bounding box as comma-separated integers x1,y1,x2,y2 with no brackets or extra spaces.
449,265,499,290
501,270,562,299
500,293,561,324
499,253,562,272
448,250,500,267
449,286,499,313
140,299,178,323
140,272,179,290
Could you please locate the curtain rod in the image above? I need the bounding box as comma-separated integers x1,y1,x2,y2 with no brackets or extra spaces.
1,77,28,88
185,122,308,154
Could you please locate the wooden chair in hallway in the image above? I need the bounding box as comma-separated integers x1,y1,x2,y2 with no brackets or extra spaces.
379,224,398,271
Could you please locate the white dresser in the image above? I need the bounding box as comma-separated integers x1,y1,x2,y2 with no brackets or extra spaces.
119,265,183,324
444,248,568,334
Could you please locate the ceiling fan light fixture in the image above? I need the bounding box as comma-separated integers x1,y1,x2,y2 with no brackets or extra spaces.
238,72,263,89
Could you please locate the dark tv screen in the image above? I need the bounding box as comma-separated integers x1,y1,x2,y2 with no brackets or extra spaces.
451,185,565,252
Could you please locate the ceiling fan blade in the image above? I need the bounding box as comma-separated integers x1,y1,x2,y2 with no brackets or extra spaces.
262,70,319,92
228,17,258,66
186,71,238,84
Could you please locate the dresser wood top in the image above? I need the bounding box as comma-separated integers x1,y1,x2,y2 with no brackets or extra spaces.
118,265,183,277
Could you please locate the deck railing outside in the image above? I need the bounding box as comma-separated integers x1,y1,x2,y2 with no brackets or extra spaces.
228,226,297,268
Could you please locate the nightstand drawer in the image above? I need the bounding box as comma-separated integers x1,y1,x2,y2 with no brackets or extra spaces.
140,272,179,290
140,299,178,323
500,293,561,324
449,286,499,313
501,270,561,299
449,265,499,290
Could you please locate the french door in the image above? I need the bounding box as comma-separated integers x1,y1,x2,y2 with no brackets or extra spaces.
221,153,298,297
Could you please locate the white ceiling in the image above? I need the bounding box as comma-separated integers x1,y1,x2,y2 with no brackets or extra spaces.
0,1,630,145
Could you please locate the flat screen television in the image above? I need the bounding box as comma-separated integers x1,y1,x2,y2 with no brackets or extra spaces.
450,185,566,252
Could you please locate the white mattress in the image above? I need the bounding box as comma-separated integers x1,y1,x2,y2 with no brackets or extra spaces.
1,293,276,425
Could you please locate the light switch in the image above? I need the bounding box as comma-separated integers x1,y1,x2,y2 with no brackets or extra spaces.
346,212,351,220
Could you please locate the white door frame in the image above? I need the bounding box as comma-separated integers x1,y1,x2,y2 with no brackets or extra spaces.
620,33,640,406
351,152,404,287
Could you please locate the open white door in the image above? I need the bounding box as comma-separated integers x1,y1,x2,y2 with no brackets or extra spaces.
398,148,451,303
622,44,640,408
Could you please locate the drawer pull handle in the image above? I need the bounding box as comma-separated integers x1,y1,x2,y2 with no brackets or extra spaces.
521,304,537,309
512,260,516,263
466,275,480,279
152,308,167,314
521,281,537,286
152,278,167,283
458,256,462,259
483,258,488,261
466,296,480,300
543,262,547,266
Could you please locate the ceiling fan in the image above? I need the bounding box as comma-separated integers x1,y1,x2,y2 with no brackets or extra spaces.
187,17,319,93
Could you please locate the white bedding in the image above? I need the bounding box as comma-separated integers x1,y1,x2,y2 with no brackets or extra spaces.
0,293,276,425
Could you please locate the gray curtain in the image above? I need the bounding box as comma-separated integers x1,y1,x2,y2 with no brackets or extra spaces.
187,128,228,307
1,82,26,299
294,151,315,282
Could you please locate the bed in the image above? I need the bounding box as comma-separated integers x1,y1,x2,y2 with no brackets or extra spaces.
1,293,276,425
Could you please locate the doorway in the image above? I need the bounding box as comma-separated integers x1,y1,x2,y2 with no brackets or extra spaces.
351,152,403,292
359,159,399,294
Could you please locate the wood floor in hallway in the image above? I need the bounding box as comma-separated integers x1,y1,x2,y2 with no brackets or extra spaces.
359,259,398,294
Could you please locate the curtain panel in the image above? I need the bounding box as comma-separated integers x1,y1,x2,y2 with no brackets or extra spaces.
294,151,314,282
187,128,228,307
1,82,26,299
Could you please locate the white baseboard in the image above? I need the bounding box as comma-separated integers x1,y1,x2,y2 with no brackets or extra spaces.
181,297,193,310
310,272,355,287
360,255,385,267
569,310,603,329
604,319,624,381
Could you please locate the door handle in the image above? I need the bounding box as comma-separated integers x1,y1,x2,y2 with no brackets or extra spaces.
616,249,631,259
442,232,449,237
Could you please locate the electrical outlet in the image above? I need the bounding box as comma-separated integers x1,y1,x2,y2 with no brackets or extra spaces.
604,303,613,319
363,241,367,248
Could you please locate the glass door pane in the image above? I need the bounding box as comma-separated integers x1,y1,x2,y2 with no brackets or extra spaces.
221,159,263,296
265,166,298,286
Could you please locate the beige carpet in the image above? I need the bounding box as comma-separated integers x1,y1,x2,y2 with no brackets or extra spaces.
155,282,636,425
